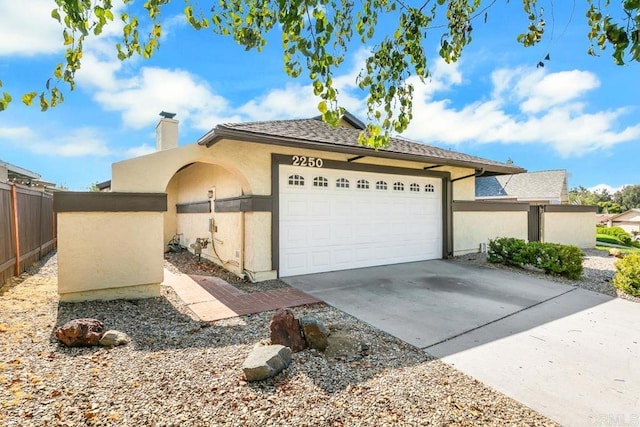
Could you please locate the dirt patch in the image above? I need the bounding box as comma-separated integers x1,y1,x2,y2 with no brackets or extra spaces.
164,250,289,293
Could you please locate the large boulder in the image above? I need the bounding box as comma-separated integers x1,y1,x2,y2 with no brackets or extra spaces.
55,318,104,347
269,309,306,352
300,315,330,352
99,330,130,347
242,345,292,382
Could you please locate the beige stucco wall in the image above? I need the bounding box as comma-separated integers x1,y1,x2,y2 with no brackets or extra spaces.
111,139,479,279
57,212,164,301
453,211,528,255
543,211,596,248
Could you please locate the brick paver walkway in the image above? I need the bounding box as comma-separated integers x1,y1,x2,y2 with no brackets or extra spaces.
163,269,321,322
190,274,321,316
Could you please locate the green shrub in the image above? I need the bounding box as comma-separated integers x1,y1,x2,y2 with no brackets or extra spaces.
488,238,528,267
613,253,640,296
527,242,584,279
488,238,584,279
597,226,632,245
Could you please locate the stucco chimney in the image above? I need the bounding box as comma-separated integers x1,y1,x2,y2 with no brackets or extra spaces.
156,111,178,151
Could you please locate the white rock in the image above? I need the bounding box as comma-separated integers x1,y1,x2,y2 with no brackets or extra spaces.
242,345,292,382
99,330,130,347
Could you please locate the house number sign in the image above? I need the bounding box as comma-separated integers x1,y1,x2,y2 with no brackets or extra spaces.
292,155,324,168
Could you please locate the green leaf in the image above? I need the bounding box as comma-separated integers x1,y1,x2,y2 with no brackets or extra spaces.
51,8,61,23
22,92,37,106
317,100,328,114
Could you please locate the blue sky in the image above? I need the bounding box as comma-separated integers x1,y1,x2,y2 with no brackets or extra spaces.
0,0,638,191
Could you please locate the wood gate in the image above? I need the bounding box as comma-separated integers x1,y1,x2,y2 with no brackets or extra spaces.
528,205,542,242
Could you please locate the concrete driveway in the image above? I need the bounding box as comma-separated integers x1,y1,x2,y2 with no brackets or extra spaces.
283,260,640,426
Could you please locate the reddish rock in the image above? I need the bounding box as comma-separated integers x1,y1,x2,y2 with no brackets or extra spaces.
269,309,306,352
55,318,104,347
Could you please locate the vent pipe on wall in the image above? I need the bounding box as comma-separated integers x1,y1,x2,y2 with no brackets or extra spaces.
156,111,178,151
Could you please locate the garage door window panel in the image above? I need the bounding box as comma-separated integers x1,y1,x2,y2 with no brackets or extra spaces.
288,174,305,186
357,179,370,189
376,180,388,190
336,178,350,189
313,176,328,188
393,182,404,191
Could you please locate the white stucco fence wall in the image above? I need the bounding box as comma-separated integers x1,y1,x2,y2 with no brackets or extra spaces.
453,205,529,256
542,208,596,248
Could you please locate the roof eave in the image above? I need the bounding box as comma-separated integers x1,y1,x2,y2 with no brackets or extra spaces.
206,126,526,175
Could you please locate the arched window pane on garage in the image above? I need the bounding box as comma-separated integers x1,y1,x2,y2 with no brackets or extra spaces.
356,179,370,189
288,174,305,186
336,178,350,188
393,182,404,191
376,180,387,190
313,176,328,187
425,184,435,193
410,183,420,192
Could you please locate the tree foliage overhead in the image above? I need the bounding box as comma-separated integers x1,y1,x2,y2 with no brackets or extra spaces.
1,0,639,147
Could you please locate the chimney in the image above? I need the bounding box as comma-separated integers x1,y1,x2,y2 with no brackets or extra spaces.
156,111,178,151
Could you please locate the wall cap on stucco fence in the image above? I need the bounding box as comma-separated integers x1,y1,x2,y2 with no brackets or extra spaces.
54,192,167,212
452,200,530,212
544,205,597,213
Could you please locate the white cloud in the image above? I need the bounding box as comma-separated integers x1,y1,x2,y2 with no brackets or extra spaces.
125,144,156,158
31,128,112,157
0,126,37,140
1,125,111,157
0,0,63,56
589,184,627,194
403,66,640,157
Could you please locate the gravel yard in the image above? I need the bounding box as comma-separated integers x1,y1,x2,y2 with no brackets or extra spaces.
1,252,556,426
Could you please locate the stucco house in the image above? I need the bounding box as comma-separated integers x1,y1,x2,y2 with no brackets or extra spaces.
54,113,596,301
606,209,640,236
475,170,569,205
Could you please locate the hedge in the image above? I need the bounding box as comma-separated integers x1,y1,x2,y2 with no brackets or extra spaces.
488,238,584,280
613,253,640,296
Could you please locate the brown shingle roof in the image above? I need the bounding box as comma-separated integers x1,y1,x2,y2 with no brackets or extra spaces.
198,116,525,175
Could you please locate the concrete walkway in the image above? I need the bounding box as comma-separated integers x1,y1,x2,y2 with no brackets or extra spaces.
283,260,640,426
162,269,320,321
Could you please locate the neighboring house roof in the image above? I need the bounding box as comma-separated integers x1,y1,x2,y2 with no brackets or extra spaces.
96,180,112,191
198,116,525,175
609,209,640,222
475,170,568,201
0,160,41,181
596,214,615,224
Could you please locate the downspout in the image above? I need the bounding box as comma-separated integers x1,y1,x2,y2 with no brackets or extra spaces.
240,211,245,279
11,184,20,275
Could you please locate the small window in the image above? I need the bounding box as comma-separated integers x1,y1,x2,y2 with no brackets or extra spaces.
376,180,387,190
288,174,304,186
356,179,370,189
336,178,350,189
313,176,328,187
410,183,420,192
393,182,404,191
425,184,435,193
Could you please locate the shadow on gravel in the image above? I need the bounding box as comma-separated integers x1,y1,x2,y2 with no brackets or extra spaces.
52,297,277,354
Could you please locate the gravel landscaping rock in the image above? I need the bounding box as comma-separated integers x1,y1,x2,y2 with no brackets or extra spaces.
451,248,640,303
164,250,289,294
1,251,556,426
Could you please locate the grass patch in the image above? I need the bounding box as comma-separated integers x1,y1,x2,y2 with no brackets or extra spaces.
595,245,640,254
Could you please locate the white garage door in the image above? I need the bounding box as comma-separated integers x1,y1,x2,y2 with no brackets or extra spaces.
279,165,442,276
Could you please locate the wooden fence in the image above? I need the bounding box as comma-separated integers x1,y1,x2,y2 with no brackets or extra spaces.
0,182,56,285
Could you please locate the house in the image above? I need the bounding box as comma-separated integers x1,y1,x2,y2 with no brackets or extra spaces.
475,170,569,205
0,160,56,192
96,180,112,192
607,209,640,235
54,112,596,301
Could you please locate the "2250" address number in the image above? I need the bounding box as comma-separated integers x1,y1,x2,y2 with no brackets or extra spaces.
292,155,324,168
